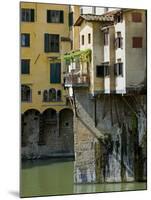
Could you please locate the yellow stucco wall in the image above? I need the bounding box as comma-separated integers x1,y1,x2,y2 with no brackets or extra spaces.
20,2,71,113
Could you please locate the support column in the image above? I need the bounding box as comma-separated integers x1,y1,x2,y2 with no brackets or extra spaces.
56,112,60,137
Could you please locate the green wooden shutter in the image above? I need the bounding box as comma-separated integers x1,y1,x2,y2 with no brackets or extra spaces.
44,33,49,52
47,10,50,22
31,9,35,22
50,63,61,83
60,11,64,23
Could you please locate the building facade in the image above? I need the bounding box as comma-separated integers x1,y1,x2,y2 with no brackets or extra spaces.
64,8,147,183
20,2,76,159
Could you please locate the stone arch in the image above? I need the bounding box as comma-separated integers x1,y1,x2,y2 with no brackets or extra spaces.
39,108,57,146
21,85,31,102
21,109,40,150
59,108,74,154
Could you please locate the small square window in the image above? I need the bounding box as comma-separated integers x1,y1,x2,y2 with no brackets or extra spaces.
132,37,142,48
132,12,142,22
21,9,35,22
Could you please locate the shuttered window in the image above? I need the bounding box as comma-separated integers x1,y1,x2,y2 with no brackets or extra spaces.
132,12,142,22
132,37,142,48
114,63,123,76
96,65,104,77
50,63,61,83
21,34,30,47
21,9,35,22
44,34,59,52
69,12,73,26
21,59,30,74
115,32,123,49
104,32,109,46
47,10,64,23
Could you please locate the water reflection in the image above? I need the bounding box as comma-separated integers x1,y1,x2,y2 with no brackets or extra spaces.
21,159,147,197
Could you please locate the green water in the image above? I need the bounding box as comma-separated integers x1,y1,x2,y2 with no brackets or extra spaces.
21,159,147,197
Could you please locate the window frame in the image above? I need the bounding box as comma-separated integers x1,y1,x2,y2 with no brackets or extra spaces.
47,10,64,23
132,12,142,23
114,62,123,76
132,37,143,48
21,33,30,47
82,35,84,45
88,33,91,44
21,59,30,74
44,33,60,53
50,63,61,84
21,8,35,22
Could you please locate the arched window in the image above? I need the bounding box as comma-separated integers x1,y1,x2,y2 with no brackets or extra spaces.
49,88,56,101
43,90,48,102
21,85,31,102
57,90,61,101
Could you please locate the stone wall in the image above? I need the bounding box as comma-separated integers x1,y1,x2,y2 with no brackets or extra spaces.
21,108,74,159
73,89,147,183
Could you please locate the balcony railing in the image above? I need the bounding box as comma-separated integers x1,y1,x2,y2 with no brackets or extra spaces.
64,74,90,87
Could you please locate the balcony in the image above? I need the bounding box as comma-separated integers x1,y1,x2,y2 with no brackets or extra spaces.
64,74,90,88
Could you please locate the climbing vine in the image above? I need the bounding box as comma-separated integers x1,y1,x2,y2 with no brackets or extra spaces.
63,49,91,64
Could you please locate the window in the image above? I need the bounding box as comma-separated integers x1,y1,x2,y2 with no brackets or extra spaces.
132,37,142,48
69,12,73,26
88,33,91,44
21,59,30,74
115,12,123,23
104,65,109,76
96,65,104,77
115,32,123,49
104,32,109,46
47,10,64,23
114,62,123,76
21,9,35,22
21,34,30,47
43,90,48,102
49,88,56,101
132,12,142,22
57,90,61,101
82,35,84,45
50,63,61,83
44,34,59,52
21,85,31,102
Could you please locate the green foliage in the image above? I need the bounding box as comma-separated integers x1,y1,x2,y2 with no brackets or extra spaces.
63,49,91,64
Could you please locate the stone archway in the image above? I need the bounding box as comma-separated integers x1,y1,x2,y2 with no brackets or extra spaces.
40,108,57,147
21,109,40,159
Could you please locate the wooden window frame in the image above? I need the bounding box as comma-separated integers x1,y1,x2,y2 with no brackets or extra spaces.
132,37,143,48
21,9,35,22
132,12,142,22
47,10,64,23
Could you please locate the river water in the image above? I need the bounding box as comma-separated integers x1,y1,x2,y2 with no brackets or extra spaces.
21,158,147,197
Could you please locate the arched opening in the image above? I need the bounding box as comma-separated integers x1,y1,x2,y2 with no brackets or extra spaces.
39,108,57,146
59,108,74,154
49,88,56,101
21,85,31,102
21,109,40,148
43,90,48,102
57,90,61,101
